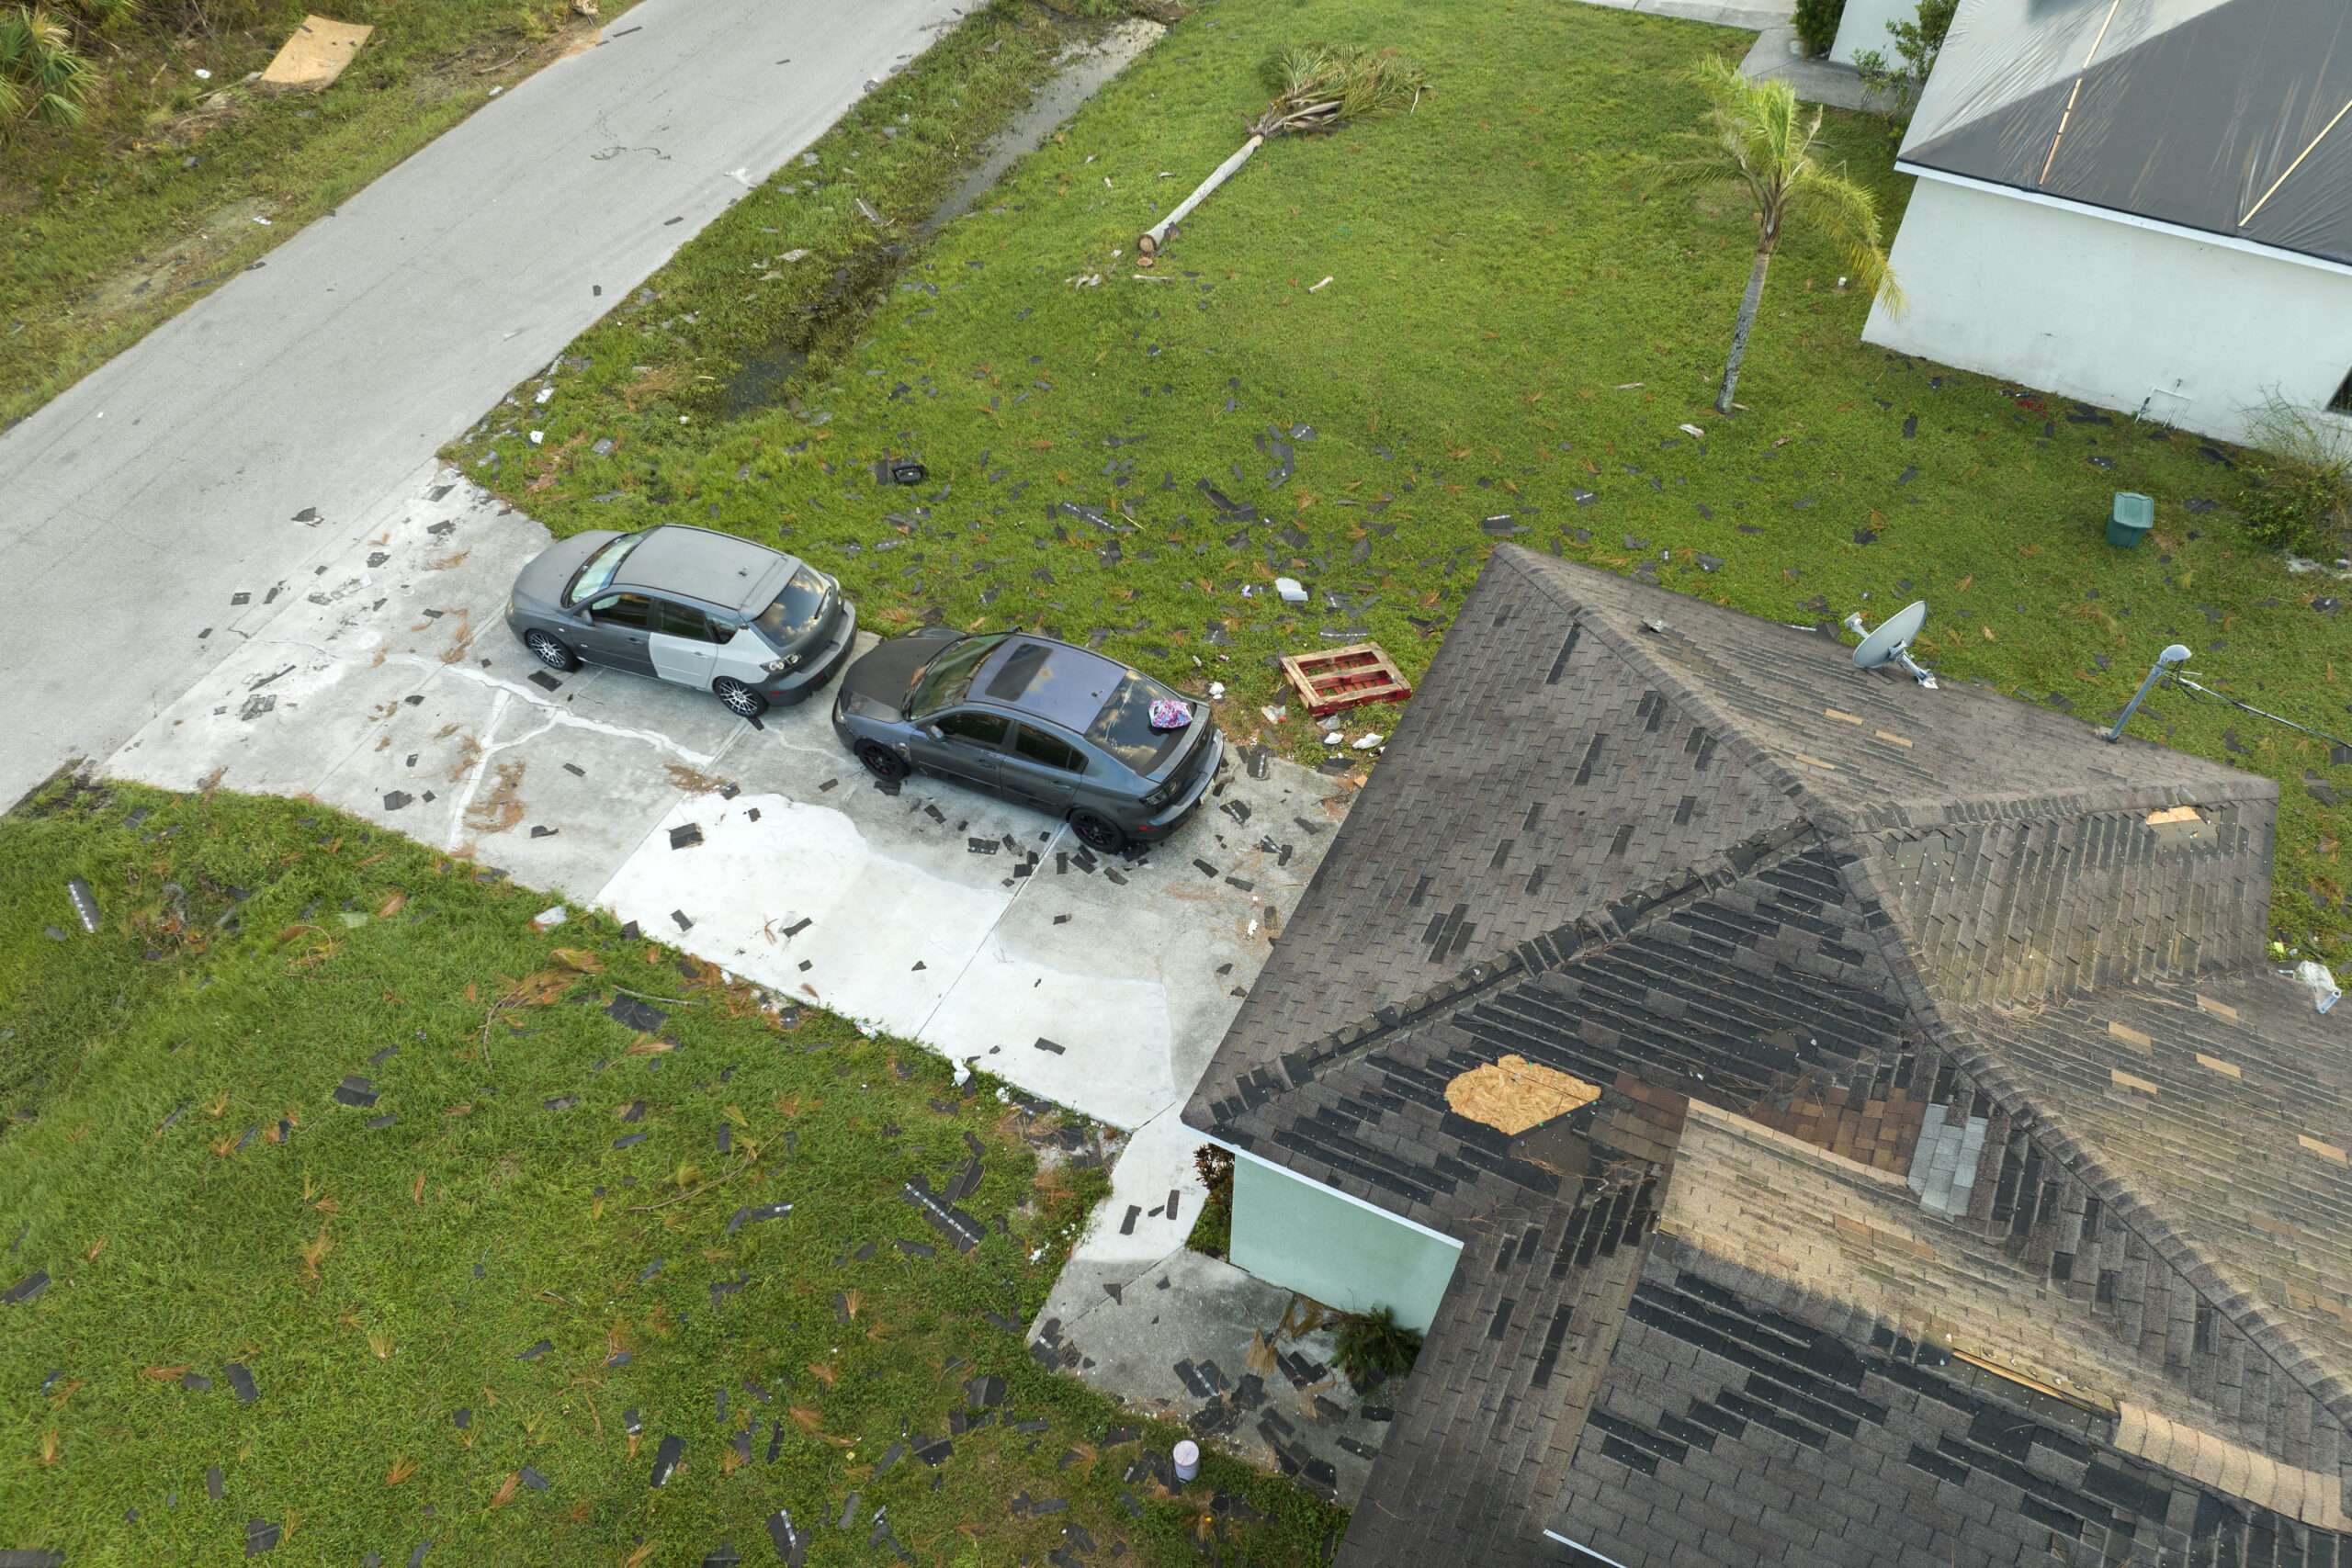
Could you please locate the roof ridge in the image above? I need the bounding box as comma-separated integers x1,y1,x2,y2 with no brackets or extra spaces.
1495,546,1838,829
1836,835,2352,1438
1251,818,1823,1117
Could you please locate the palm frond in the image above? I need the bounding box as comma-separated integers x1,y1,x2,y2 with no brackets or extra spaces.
1791,163,1903,310
1256,42,1425,137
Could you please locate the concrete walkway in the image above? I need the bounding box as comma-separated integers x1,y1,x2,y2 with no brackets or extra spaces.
1570,0,1881,109
0,0,967,810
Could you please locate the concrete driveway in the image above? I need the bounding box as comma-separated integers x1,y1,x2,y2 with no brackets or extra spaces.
105,471,1347,1131
0,0,969,810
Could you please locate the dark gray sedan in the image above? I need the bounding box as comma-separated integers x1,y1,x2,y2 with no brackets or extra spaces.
504,525,856,716
831,629,1223,853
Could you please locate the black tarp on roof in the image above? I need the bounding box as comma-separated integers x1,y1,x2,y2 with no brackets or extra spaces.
1898,0,2352,268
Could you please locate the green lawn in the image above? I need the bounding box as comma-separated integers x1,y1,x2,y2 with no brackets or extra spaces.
0,778,1343,1563
2,0,634,426
449,0,2350,969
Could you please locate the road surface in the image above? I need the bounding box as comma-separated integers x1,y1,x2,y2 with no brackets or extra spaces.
0,0,966,808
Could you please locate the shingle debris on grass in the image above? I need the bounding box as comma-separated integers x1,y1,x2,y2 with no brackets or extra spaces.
726,1202,792,1235
606,995,666,1033
766,1510,807,1566
650,1434,684,1487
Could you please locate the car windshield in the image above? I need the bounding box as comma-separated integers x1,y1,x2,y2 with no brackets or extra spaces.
752,567,829,646
564,533,641,606
1086,671,1193,773
908,633,1008,717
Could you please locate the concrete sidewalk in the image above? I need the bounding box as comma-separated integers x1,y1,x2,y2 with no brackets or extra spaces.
0,0,967,810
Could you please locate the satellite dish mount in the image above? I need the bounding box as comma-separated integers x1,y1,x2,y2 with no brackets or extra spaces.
1843,601,1938,690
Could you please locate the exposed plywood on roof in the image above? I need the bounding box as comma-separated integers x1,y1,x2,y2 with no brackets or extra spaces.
260,15,372,90
1443,1055,1598,1136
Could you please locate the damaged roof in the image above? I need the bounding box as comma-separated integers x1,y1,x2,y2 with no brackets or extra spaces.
1184,547,2352,1564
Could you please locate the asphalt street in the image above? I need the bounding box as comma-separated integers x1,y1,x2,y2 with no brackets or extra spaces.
0,0,967,808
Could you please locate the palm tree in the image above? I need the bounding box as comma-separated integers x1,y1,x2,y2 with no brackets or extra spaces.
1658,57,1900,413
0,6,89,134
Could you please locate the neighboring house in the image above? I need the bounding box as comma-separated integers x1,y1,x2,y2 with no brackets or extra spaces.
1826,0,1914,67
1860,0,2352,444
1184,546,2352,1565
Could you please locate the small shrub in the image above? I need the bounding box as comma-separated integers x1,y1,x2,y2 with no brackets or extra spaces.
1186,1143,1235,1259
1334,1305,1422,1389
1854,0,1958,123
2238,395,2352,558
1792,0,1847,57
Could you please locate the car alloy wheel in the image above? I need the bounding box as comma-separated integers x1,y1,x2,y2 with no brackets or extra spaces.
714,679,766,718
1069,809,1127,854
854,740,908,782
526,631,577,671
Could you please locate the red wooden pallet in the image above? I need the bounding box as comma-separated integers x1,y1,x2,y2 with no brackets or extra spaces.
1279,643,1412,717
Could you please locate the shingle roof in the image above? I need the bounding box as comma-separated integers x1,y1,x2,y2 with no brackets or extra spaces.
1179,547,2352,1564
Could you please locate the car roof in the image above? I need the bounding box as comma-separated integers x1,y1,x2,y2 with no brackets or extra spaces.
615,526,797,615
966,637,1128,736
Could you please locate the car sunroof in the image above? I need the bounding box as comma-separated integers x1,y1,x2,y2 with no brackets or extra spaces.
982,641,1051,703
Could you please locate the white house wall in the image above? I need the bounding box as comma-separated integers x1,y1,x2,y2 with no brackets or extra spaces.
1828,0,1916,67
1862,177,2352,445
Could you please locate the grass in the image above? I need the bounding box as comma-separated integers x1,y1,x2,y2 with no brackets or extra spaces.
1,0,628,427
0,776,1346,1563
449,0,2352,970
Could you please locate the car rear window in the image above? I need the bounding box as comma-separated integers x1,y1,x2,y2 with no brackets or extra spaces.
565,533,640,605
1086,672,1193,773
752,568,829,645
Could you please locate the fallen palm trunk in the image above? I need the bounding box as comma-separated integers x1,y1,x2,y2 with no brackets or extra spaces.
1138,134,1261,260
1135,43,1423,265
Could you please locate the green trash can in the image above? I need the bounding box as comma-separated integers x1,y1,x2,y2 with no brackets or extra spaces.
2107,491,2154,548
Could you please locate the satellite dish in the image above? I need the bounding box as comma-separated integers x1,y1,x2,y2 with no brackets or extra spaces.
1842,600,1939,690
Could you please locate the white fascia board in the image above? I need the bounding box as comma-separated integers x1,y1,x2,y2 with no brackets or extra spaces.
1895,164,2352,283
1222,1142,1466,1252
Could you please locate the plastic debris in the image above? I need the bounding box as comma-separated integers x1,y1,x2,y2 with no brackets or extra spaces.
2296,960,2343,1014
1274,577,1307,604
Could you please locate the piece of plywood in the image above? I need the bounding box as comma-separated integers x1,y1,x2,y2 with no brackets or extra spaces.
1443,1055,1599,1137
260,16,373,91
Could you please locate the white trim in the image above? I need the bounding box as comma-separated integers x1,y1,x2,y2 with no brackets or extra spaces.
1223,1143,1466,1251
1542,1529,1634,1567
1895,164,2352,282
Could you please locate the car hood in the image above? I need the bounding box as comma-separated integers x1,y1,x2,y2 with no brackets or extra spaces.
514,531,620,611
839,635,950,716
